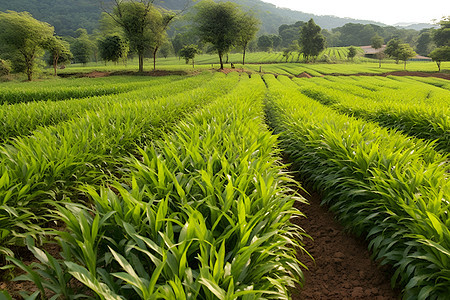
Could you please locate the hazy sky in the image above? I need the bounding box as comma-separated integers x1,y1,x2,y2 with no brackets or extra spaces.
261,0,449,25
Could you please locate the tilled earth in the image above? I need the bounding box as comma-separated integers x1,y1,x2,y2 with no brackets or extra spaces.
291,188,401,300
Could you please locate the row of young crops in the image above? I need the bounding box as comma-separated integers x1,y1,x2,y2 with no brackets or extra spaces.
0,72,449,299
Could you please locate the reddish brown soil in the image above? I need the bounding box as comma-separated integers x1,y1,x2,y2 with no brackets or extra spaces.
296,72,313,78
291,189,401,300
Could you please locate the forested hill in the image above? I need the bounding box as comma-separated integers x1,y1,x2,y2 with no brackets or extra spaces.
0,0,426,36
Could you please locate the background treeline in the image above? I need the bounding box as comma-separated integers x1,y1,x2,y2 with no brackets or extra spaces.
0,0,432,37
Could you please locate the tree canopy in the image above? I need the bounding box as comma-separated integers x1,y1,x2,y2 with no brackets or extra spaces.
397,43,416,70
299,18,326,62
0,11,54,81
429,46,450,71
193,0,241,69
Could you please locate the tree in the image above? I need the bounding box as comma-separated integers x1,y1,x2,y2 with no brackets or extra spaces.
235,11,259,65
0,11,54,81
433,16,450,47
397,43,416,70
270,34,282,50
98,35,129,64
148,9,175,71
416,31,434,56
43,36,72,75
299,19,326,62
347,46,357,60
371,34,384,68
429,46,450,71
107,1,174,72
194,0,240,69
179,44,201,67
384,38,401,63
71,38,93,64
257,35,273,52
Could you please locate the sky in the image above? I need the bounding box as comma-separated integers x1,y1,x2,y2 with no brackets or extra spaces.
260,0,449,25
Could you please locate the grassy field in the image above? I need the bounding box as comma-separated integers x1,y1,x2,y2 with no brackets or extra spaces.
43,47,448,77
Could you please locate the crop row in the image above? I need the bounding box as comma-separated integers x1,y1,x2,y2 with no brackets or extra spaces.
0,76,177,105
264,74,449,299
6,75,305,299
0,72,240,258
293,76,450,151
0,73,213,142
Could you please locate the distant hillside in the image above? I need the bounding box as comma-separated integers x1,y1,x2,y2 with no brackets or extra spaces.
0,0,432,36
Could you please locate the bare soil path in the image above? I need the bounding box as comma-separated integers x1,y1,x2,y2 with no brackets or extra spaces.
291,188,401,300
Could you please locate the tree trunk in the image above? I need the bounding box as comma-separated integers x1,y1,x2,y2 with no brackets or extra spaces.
404,60,406,70
53,54,59,76
436,61,441,72
138,52,144,72
379,59,381,68
153,46,159,71
242,43,247,65
192,58,195,68
219,51,224,70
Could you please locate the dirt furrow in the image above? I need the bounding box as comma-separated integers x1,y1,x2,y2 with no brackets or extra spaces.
291,188,401,300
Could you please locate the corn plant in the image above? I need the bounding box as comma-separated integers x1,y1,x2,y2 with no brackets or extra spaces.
10,74,308,299
0,73,212,142
291,76,450,151
265,74,449,299
0,72,240,260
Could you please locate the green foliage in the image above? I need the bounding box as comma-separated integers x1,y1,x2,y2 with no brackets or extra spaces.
384,38,402,63
0,59,11,76
42,36,73,75
429,46,450,71
416,31,434,56
0,11,54,81
194,0,241,69
265,74,450,299
347,46,357,60
98,35,129,63
10,74,305,299
257,35,273,52
110,1,174,72
0,73,236,257
433,16,450,47
71,34,94,65
295,75,450,151
299,18,326,62
179,44,200,67
235,10,260,64
397,43,417,69
371,34,384,49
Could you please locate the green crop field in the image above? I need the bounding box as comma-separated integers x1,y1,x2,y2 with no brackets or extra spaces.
0,69,449,299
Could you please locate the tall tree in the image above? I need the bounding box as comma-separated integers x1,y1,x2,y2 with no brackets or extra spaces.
397,43,416,70
257,35,273,52
299,18,326,62
194,0,240,69
371,34,384,68
433,16,450,47
148,9,175,70
98,35,129,64
416,31,434,56
0,11,54,81
384,38,401,63
107,1,173,72
236,11,259,65
43,36,72,75
429,46,450,71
